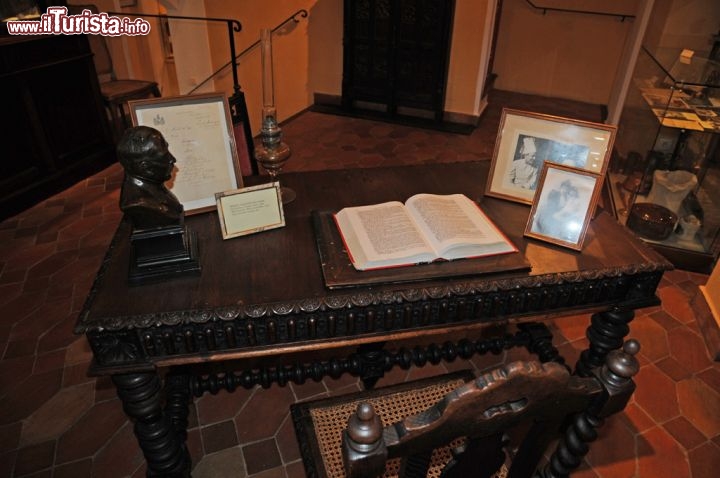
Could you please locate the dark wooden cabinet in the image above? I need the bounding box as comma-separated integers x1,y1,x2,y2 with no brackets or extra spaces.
342,0,455,122
0,34,114,220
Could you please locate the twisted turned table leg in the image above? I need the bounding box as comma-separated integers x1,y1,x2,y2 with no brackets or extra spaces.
575,307,634,377
112,372,191,477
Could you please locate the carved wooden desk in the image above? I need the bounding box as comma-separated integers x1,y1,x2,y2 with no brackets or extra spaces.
75,162,671,476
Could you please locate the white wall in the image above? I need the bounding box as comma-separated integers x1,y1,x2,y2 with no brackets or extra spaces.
493,0,639,105
163,0,216,94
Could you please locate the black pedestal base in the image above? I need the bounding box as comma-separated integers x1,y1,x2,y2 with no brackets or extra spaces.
128,225,201,286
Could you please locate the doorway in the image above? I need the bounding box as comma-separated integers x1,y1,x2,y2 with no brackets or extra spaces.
341,0,455,123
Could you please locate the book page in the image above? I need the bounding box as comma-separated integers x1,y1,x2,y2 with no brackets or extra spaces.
335,202,434,269
405,194,511,257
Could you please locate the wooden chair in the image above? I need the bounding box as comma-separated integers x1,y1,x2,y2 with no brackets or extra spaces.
292,341,640,478
68,5,161,140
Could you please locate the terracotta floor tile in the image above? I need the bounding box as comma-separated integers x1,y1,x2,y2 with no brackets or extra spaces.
663,269,691,285
637,426,691,478
551,313,590,342
13,441,55,477
0,269,29,287
321,371,361,393
10,299,73,341
621,401,657,433
631,315,670,362
191,446,245,478
91,422,145,478
52,459,92,478
633,364,680,423
61,362,94,388
34,232,58,245
664,416,709,450
405,362,451,381
27,250,79,279
676,280,703,298
658,286,699,324
668,328,714,372
0,422,21,454
251,466,286,477
275,415,301,464
0,356,34,398
676,378,720,438
93,376,117,403
19,381,95,446
242,438,282,475
195,387,254,426
64,338,92,367
13,226,38,240
1,291,45,328
284,460,306,478
696,368,720,395
585,415,637,478
36,315,77,353
55,398,127,464
0,450,17,477
20,277,50,294
688,441,720,478
201,420,238,455
33,349,65,373
289,378,327,401
186,428,203,469
234,385,295,444
0,283,22,308
0,369,62,425
656,356,693,382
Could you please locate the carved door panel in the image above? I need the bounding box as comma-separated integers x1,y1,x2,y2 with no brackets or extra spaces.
342,0,455,122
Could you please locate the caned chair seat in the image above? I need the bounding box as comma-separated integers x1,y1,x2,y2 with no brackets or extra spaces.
292,341,640,478
292,371,485,478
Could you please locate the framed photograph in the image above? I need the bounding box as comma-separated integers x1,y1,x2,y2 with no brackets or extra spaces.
215,183,285,239
485,109,616,205
129,93,244,214
525,163,602,251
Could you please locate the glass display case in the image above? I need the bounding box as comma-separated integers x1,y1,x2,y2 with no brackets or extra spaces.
609,45,720,273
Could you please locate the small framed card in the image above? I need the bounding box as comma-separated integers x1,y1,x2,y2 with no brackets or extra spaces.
215,183,285,239
524,163,602,251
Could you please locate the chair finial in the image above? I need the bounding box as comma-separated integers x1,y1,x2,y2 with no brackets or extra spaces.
601,338,641,389
347,403,383,447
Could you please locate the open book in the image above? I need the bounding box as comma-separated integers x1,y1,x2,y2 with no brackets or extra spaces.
334,193,518,271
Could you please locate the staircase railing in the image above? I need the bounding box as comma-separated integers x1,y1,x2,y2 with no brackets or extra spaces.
188,9,309,95
105,10,308,175
105,10,260,172
525,0,635,22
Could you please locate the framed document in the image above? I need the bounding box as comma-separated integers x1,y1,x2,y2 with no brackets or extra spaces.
129,93,244,214
525,163,602,251
215,183,285,239
486,109,616,205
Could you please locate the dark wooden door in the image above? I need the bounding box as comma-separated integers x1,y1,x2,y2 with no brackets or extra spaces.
342,0,455,122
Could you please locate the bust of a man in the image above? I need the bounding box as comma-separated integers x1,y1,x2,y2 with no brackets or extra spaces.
118,126,183,230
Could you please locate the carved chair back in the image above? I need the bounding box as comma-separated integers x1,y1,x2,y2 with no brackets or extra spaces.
341,342,639,478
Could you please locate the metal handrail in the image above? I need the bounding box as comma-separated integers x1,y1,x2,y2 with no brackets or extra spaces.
188,9,308,95
106,11,244,95
525,0,635,22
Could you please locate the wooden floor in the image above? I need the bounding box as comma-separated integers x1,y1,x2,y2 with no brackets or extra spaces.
0,90,718,478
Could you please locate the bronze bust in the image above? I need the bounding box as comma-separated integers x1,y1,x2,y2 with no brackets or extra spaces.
117,126,183,230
